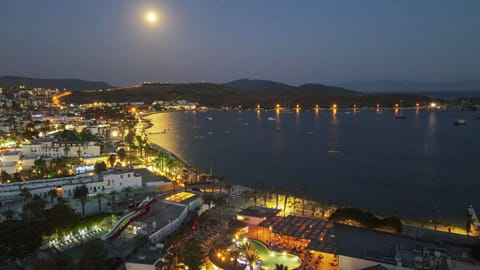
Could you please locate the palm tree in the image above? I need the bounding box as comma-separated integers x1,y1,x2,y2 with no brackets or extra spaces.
20,187,32,201
213,195,227,226
241,190,250,206
63,146,71,157
96,193,104,212
229,250,240,266
73,185,88,216
108,154,116,168
240,242,260,269
2,209,15,220
275,263,289,270
225,184,233,196
253,188,258,207
48,189,57,203
273,185,280,209
282,192,289,217
299,186,308,216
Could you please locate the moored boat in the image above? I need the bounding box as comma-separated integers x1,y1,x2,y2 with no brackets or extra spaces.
454,119,466,125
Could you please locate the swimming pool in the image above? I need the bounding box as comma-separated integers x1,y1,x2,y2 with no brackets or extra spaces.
247,239,302,270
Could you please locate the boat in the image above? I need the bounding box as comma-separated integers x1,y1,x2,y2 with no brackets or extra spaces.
207,117,213,120
394,115,406,119
454,119,466,125
267,117,276,121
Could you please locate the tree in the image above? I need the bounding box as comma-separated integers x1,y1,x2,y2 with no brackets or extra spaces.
117,148,127,162
63,146,71,157
240,242,260,269
122,186,133,200
46,201,80,233
466,213,474,236
33,254,77,270
33,157,47,178
225,184,233,196
48,189,57,203
180,239,205,270
2,209,15,220
108,154,116,168
0,170,12,183
273,185,280,209
241,190,250,206
275,263,289,270
94,161,107,174
78,240,107,270
283,192,289,217
229,250,240,266
213,195,227,226
20,187,32,201
73,185,89,216
299,186,308,216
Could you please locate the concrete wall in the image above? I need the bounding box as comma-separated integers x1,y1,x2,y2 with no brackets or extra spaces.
125,262,154,270
147,206,188,243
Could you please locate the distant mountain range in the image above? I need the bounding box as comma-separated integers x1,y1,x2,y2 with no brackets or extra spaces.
0,76,112,91
224,79,360,96
336,80,480,93
6,75,476,107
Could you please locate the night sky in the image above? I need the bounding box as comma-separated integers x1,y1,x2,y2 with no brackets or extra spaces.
1,0,479,86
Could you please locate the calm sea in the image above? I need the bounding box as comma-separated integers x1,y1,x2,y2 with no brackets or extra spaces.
146,109,480,225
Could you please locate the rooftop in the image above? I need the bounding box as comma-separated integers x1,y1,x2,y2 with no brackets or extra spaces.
258,215,337,253
127,243,168,265
163,191,196,203
133,168,168,183
238,206,281,219
134,200,186,236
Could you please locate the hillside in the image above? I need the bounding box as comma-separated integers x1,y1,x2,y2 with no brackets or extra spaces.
224,79,294,91
0,76,112,91
337,80,480,93
62,81,433,108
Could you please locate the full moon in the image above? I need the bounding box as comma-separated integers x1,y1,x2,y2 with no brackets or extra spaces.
145,11,157,23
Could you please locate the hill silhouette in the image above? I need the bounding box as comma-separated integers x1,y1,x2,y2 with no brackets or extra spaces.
0,76,112,91
62,81,432,108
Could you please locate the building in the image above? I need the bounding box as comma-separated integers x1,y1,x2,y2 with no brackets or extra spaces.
125,245,177,270
0,151,22,175
237,206,281,225
0,169,142,202
21,140,100,158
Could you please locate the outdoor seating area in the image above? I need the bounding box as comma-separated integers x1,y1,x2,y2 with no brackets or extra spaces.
46,226,105,250
182,224,224,253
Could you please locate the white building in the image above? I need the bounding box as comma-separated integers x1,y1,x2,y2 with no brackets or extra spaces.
21,141,100,158
0,151,22,175
0,169,142,202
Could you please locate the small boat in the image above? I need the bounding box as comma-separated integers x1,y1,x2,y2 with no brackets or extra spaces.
394,115,406,119
454,119,466,126
267,117,276,121
207,117,213,120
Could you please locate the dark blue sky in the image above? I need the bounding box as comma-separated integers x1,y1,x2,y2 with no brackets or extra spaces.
1,0,479,86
